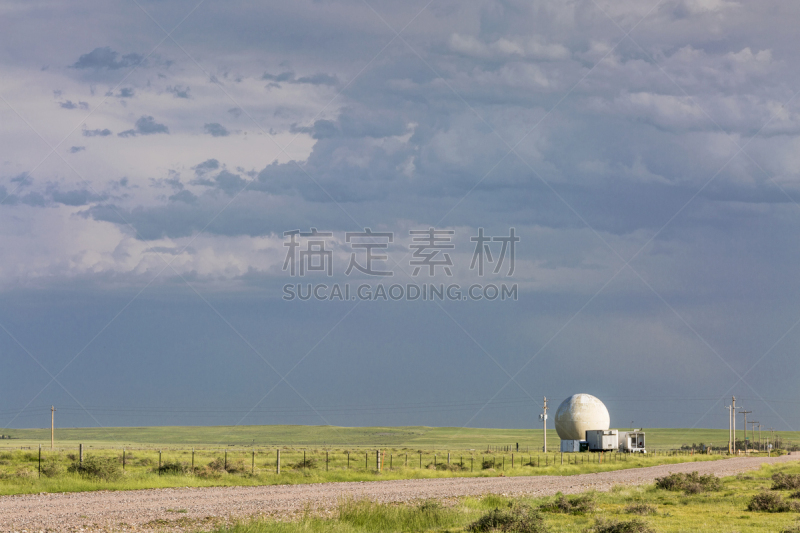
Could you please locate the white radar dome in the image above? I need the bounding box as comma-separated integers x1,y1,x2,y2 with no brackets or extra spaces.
555,393,610,441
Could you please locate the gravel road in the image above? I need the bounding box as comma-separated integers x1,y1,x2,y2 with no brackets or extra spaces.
1,454,796,532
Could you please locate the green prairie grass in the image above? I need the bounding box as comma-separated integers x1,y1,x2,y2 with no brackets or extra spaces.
207,461,800,533
0,446,728,496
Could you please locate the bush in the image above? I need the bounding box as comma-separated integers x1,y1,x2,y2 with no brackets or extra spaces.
654,472,723,493
289,457,317,470
483,459,496,470
427,462,466,471
157,461,189,475
773,473,800,490
790,491,800,499
467,504,549,533
587,518,655,533
538,493,595,515
205,457,248,474
68,455,122,481
624,503,657,516
747,491,800,512
40,460,64,478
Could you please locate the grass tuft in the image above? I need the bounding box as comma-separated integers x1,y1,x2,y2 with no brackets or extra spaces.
538,492,595,515
466,504,548,533
67,455,121,481
586,518,655,533
747,491,800,512
773,473,800,490
623,502,657,515
654,471,723,493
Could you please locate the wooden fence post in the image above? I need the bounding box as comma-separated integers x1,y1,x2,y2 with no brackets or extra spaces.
276,449,281,474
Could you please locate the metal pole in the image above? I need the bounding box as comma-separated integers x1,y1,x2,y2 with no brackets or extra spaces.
732,397,736,454
540,397,548,453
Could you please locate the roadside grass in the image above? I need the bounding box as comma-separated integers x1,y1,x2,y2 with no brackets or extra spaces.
0,447,729,496
206,461,800,533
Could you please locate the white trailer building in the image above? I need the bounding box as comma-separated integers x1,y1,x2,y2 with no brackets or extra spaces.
586,429,618,451
619,431,646,453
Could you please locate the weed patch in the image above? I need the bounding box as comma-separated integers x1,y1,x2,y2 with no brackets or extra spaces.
654,471,722,493
467,504,548,533
773,473,800,490
68,455,122,481
157,461,190,475
586,518,655,533
747,491,800,512
623,503,657,515
538,492,595,515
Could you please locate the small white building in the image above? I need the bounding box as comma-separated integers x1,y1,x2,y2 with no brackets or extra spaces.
586,429,618,451
619,431,646,453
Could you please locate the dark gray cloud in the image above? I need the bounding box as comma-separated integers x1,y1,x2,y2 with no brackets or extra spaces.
68,146,85,153
50,188,106,206
118,116,169,137
193,159,220,174
204,123,229,137
167,85,190,98
82,128,112,137
169,190,198,204
118,88,134,98
262,71,338,86
59,100,88,110
72,47,143,70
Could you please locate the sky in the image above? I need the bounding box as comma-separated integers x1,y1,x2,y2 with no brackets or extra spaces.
2,0,800,438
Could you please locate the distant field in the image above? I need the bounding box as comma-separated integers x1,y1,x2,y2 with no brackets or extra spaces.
1,424,795,451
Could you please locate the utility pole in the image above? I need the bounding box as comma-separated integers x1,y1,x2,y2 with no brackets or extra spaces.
748,421,758,452
732,397,736,454
739,409,752,454
725,403,733,454
539,397,548,453
50,406,55,450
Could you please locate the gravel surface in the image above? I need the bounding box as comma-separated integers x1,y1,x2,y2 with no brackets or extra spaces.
1,454,796,532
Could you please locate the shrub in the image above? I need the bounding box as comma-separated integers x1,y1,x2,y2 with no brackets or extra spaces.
205,457,248,474
40,460,64,478
289,457,317,470
68,455,122,481
483,459,496,470
747,491,800,512
624,503,657,516
467,504,549,533
790,491,800,499
587,518,655,533
773,473,800,490
427,462,466,471
654,472,722,493
157,461,189,475
538,493,595,515
780,527,800,533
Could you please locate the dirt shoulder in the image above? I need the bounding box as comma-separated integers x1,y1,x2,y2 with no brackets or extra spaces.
1,454,796,532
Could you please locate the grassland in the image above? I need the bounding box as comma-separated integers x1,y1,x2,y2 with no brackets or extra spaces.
0,424,791,497
3,424,795,450
0,445,729,496
206,461,800,533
